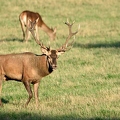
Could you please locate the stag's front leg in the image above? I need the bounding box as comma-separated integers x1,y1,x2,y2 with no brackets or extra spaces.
0,80,2,106
0,75,3,106
33,82,39,107
23,81,33,107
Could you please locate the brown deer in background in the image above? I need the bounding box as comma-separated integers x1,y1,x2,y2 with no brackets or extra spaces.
19,10,56,42
0,21,79,107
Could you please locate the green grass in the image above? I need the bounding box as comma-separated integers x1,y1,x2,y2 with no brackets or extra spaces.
0,0,120,120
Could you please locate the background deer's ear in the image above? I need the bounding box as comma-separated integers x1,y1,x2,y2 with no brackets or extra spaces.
29,19,32,23
53,27,57,33
36,17,39,23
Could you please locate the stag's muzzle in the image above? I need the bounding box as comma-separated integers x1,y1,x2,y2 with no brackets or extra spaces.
52,65,57,70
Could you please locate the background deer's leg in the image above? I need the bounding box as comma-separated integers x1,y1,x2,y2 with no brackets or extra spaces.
22,27,26,41
25,28,29,42
23,81,33,106
33,82,39,107
27,31,31,41
35,26,39,41
19,20,26,41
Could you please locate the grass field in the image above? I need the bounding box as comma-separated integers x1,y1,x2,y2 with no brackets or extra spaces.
0,0,120,120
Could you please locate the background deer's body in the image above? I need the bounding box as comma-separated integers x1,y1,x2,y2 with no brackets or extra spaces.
19,10,56,42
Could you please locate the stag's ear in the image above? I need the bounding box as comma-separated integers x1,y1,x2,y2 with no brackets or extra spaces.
41,47,50,55
57,50,65,56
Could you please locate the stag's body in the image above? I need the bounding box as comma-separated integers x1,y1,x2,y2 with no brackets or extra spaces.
0,20,78,107
0,52,51,81
0,52,54,106
19,10,56,42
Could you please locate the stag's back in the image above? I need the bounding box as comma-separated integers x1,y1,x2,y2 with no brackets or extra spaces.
0,52,49,81
0,53,32,80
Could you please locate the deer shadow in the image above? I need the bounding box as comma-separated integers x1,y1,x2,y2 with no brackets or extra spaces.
1,98,9,104
74,41,120,48
0,38,23,43
0,111,119,120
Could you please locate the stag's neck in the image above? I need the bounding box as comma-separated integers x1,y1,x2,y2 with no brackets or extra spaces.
41,23,53,37
38,55,53,77
46,55,53,73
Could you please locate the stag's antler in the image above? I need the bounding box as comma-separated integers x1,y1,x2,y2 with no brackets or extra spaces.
57,20,80,52
28,19,79,52
29,26,49,51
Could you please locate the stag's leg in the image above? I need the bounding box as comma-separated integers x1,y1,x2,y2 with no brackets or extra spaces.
0,75,4,106
0,79,2,106
23,81,33,106
33,82,39,107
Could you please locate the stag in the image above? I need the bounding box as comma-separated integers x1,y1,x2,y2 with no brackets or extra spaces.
0,21,79,107
19,10,56,42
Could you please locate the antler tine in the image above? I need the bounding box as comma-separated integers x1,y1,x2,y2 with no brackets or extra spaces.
57,20,78,52
30,30,40,45
25,18,48,50
65,21,78,43
29,28,48,50
67,36,75,47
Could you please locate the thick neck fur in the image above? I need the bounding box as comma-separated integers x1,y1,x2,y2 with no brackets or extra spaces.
46,55,53,73
38,54,53,77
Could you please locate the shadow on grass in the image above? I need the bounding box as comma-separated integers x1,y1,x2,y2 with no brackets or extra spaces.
1,98,9,104
0,38,23,43
74,42,120,48
0,111,119,120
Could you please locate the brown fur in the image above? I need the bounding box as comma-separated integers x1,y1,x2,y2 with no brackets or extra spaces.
0,51,59,107
0,20,78,107
19,10,56,42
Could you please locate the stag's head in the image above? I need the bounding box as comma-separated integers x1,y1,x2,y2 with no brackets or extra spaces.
29,20,79,70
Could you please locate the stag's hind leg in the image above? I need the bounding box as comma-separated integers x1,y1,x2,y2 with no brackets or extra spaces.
23,81,33,107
